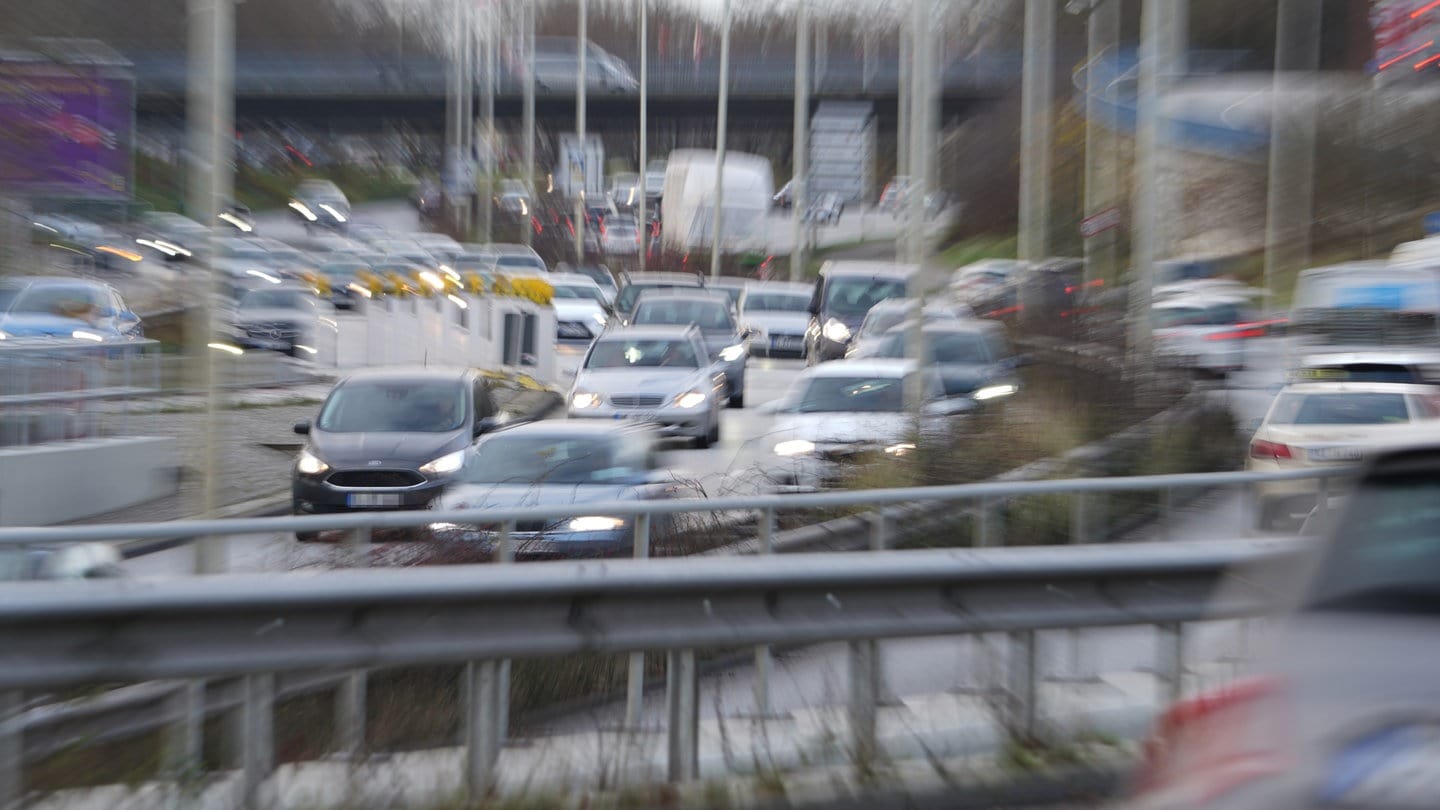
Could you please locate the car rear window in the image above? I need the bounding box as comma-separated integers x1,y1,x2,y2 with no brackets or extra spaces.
1267,393,1411,425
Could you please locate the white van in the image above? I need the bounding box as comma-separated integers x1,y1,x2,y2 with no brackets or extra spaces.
660,150,774,255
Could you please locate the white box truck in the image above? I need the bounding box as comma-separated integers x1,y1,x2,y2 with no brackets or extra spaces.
660,149,774,254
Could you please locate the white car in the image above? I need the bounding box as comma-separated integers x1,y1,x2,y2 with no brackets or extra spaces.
761,359,971,492
549,273,611,343
1152,293,1270,375
1247,381,1440,529
739,282,811,358
601,221,640,256
948,259,1025,309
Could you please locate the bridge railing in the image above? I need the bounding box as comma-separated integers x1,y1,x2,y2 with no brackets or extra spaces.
0,338,160,448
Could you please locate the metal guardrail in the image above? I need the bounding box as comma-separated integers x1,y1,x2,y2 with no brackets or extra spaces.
0,538,1300,806
0,339,161,447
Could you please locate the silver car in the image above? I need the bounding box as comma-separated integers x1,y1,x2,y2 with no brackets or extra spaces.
567,324,725,448
548,273,611,343
740,282,814,359
627,289,752,407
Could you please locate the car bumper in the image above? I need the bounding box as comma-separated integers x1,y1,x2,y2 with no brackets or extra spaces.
753,333,806,357
1246,458,1334,505
812,335,850,362
427,525,634,560
293,476,448,515
568,406,712,439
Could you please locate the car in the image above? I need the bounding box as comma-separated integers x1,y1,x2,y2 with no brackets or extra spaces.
772,178,795,209
1247,381,1440,530
315,259,372,309
1128,444,1440,810
415,180,443,218
346,222,390,247
845,297,970,359
291,367,533,539
608,174,642,210
0,277,143,341
247,237,315,280
569,264,618,305
877,176,910,213
427,422,706,560
705,277,747,315
229,284,325,357
601,219,641,256
548,272,612,343
496,179,531,217
804,261,917,363
848,320,1024,402
290,179,351,231
949,259,1026,309
567,324,726,448
490,244,548,275
1153,293,1270,376
760,359,972,492
1286,351,1440,387
613,271,706,322
412,233,464,263
627,289,751,406
739,281,811,358
805,192,845,225
134,212,207,260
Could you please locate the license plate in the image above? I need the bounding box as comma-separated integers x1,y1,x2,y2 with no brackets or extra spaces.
771,336,801,350
1322,724,1440,807
347,492,402,507
1308,446,1365,462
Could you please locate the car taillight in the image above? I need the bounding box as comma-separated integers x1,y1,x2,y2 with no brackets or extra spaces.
1132,677,1292,804
1205,325,1268,341
1250,439,1292,460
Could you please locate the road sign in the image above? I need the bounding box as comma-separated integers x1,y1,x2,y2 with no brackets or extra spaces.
1080,206,1122,238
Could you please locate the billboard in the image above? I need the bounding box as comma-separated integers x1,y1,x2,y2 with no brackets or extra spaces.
0,61,133,198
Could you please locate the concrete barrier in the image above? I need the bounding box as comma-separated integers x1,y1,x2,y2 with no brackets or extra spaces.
0,437,179,527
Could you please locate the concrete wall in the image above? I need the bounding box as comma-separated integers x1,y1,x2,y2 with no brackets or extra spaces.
0,437,179,527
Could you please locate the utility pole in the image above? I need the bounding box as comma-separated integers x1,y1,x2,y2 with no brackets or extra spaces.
481,1,495,243
1128,0,1177,380
1263,0,1321,315
1018,0,1055,262
575,0,588,262
186,0,233,574
711,0,732,278
638,0,649,272
522,0,535,248
791,0,810,282
897,22,911,209
904,0,929,414
1081,0,1120,286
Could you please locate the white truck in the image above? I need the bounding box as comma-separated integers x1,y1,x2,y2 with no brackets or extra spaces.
660,150,774,254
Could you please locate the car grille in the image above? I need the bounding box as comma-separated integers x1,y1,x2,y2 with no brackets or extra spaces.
817,445,882,464
556,320,593,339
243,321,301,339
327,470,425,488
610,395,665,408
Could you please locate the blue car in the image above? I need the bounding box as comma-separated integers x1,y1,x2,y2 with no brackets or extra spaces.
0,277,143,342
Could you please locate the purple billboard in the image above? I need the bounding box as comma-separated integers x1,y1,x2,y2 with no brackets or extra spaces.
0,62,133,198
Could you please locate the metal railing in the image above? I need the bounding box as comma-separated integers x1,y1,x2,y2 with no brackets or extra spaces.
0,467,1346,806
0,339,161,447
0,537,1301,806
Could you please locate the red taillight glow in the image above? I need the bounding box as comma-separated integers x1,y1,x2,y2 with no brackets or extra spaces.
1250,439,1292,460
1133,677,1291,803
1206,325,1268,341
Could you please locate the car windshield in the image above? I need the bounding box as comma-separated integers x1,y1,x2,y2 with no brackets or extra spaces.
219,245,271,261
616,283,698,313
241,290,308,310
577,268,616,289
1267,392,1411,425
793,375,905,413
8,286,106,315
873,331,991,364
586,338,699,369
321,263,366,279
553,284,605,303
462,436,640,485
316,380,467,433
495,255,544,271
1308,473,1440,614
825,277,908,316
745,292,808,312
632,299,734,330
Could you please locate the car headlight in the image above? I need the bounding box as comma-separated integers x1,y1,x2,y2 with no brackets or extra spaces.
568,516,626,532
718,344,746,362
974,384,1018,401
572,391,604,409
774,439,817,457
419,449,466,475
674,390,707,409
884,442,916,457
296,449,329,475
590,312,608,327
822,318,851,343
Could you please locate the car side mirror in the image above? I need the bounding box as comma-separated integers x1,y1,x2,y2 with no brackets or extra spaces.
475,416,502,437
293,420,311,435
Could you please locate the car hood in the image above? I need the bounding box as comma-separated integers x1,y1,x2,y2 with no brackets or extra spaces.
745,312,808,334
309,430,469,469
0,313,114,338
434,482,643,511
552,300,605,320
772,412,913,447
935,364,1007,396
574,368,710,398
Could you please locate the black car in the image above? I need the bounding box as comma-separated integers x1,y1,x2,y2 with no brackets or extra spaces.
805,261,917,363
291,367,562,541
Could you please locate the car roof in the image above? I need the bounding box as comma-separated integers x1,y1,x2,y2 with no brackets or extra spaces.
633,289,729,305
803,358,917,378
1,276,114,291
1277,381,1438,396
488,243,539,256
548,273,603,287
707,276,749,288
598,324,700,339
1153,294,1254,309
743,281,809,295
821,261,919,279
886,319,1003,336
623,272,704,285
1299,351,1440,366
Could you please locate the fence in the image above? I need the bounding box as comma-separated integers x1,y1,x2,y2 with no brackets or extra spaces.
0,339,160,447
0,467,1347,806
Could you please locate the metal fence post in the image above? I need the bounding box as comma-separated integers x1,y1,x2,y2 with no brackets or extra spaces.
241,674,275,807
496,520,513,745
166,681,204,781
1162,487,1175,542
754,507,775,717
1156,623,1185,704
1316,475,1330,526
848,639,880,767
1070,492,1087,545
334,673,366,760
625,512,652,729
1005,630,1038,741
465,660,502,798
870,510,890,551
665,648,699,782
977,496,992,547
0,690,21,808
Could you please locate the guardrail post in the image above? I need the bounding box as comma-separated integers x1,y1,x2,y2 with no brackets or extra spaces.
1316,475,1330,526
346,525,370,567
977,496,992,547
241,674,275,807
1004,631,1038,742
665,649,699,782
848,639,879,767
0,690,21,808
870,510,890,551
1070,492,1087,545
625,513,652,730
1162,487,1175,542
166,681,204,781
496,520,514,745
1156,623,1185,704
465,660,503,798
754,507,775,717
335,526,370,759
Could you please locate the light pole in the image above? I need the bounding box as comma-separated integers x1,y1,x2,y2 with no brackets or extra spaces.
481,1,496,243
1127,0,1176,380
1263,0,1321,316
1018,0,1055,262
791,0,810,282
1078,0,1120,286
522,0,535,248
638,0,649,273
904,0,928,415
710,0,732,279
575,0,588,262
